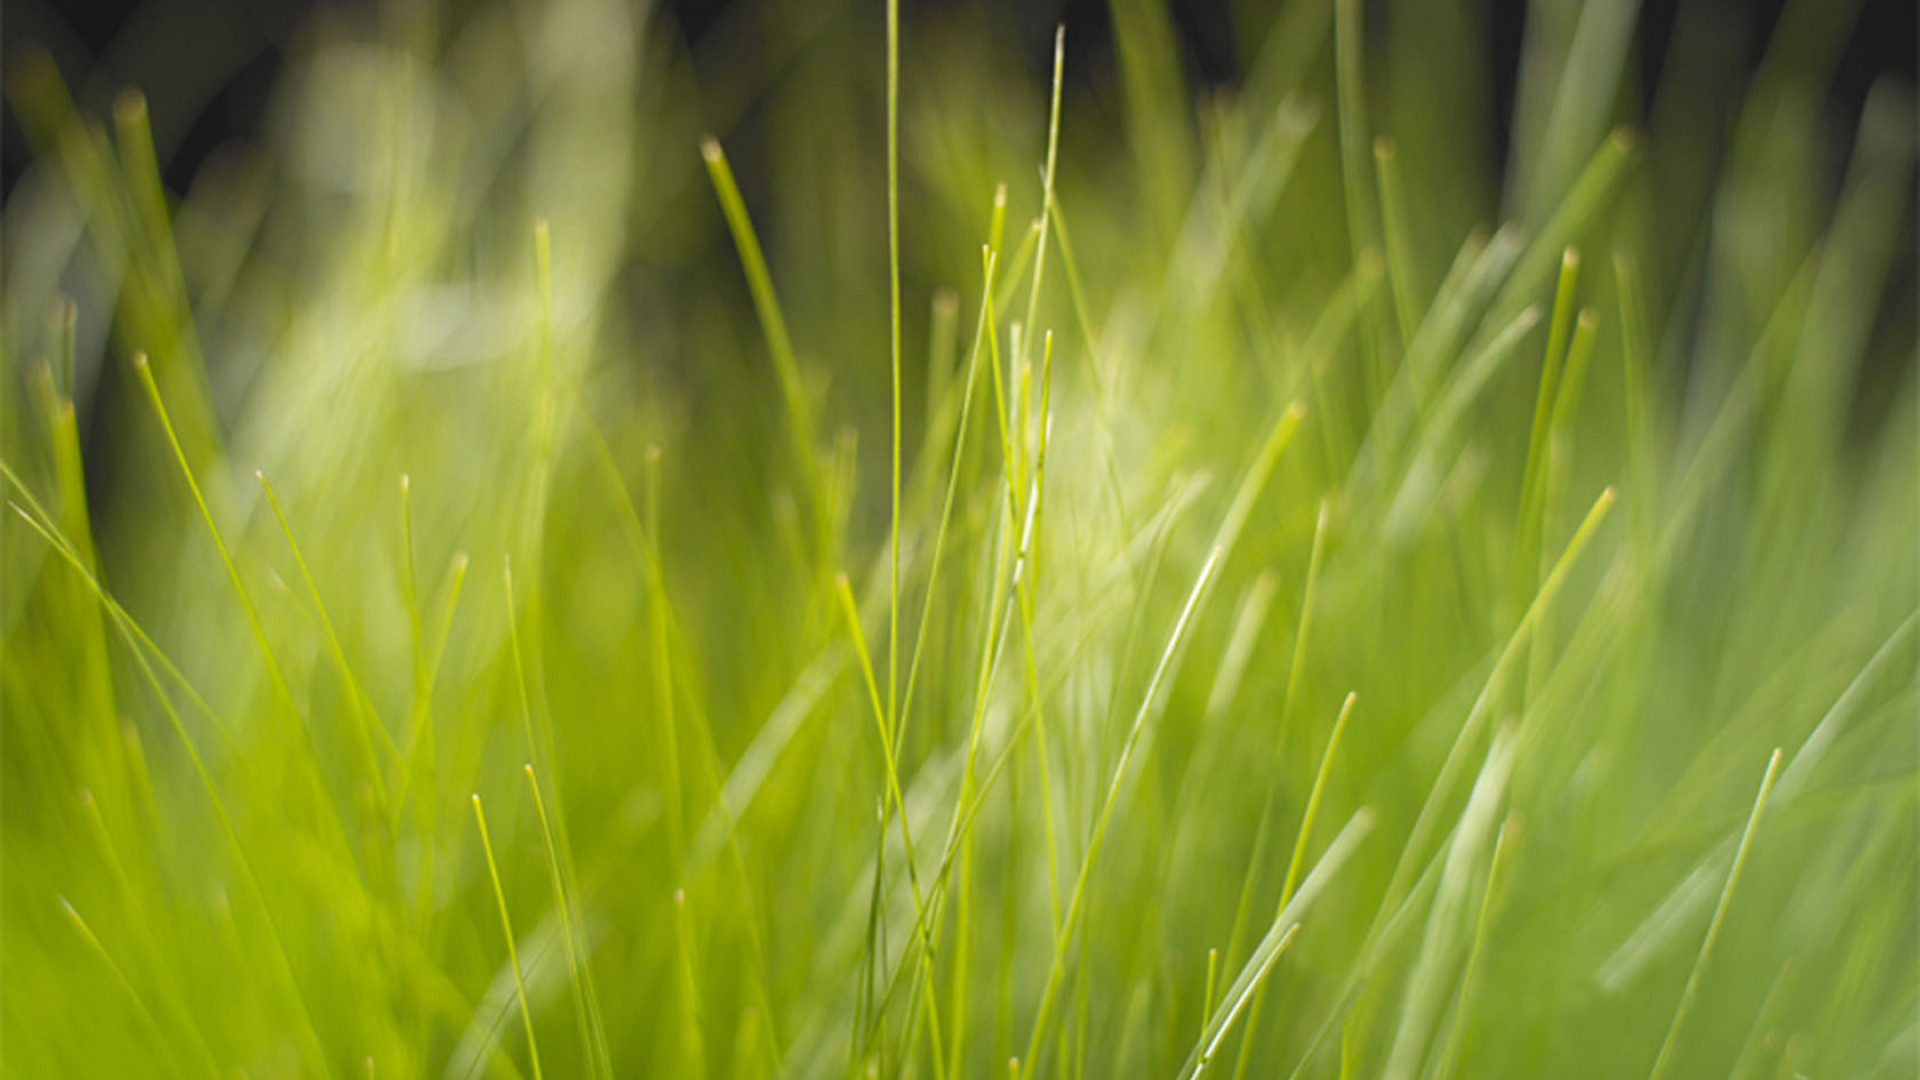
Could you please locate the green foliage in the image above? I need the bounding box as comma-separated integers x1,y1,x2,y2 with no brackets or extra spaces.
2,0,1914,1077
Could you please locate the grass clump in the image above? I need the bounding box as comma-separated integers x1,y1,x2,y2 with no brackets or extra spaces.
2,0,1914,1077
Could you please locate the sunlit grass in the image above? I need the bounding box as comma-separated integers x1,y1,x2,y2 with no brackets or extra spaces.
2,0,1915,1077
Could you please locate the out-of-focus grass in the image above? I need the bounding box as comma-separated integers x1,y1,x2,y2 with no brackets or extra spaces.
1,0,1914,1077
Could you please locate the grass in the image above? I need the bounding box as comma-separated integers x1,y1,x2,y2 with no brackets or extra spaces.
1,0,1916,1077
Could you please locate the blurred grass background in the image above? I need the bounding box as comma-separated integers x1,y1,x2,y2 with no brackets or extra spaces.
1,0,1916,1077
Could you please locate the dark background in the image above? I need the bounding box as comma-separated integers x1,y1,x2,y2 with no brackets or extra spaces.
3,0,1914,202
